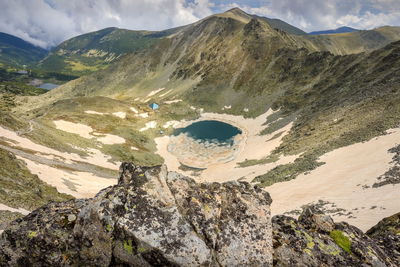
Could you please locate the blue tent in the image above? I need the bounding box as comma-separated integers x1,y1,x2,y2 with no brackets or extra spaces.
149,103,159,110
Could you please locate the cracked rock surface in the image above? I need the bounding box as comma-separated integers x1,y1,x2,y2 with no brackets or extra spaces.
0,163,272,266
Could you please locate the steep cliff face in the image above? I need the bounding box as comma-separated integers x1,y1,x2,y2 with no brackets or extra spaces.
0,163,273,266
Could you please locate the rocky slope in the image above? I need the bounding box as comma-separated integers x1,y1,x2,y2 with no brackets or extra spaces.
0,163,398,266
0,163,273,266
273,208,399,266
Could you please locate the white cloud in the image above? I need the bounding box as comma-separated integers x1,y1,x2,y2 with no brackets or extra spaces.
216,0,400,32
1,0,399,48
0,0,213,48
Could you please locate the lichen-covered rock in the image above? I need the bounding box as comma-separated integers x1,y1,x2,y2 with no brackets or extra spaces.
273,207,398,266
0,163,273,266
366,212,400,263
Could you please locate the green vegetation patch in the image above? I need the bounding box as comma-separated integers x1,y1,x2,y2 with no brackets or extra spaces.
254,152,324,187
0,82,47,96
28,231,38,238
329,230,352,253
237,154,279,168
123,240,134,255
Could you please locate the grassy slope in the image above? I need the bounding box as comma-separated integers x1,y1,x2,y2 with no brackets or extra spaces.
0,147,73,210
0,32,47,67
0,82,72,221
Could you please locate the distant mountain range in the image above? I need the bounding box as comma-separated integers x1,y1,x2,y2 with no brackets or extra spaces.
0,8,399,77
0,32,47,67
37,27,182,75
309,26,359,35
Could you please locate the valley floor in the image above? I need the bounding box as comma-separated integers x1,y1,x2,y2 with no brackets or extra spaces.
155,109,298,182
0,107,399,232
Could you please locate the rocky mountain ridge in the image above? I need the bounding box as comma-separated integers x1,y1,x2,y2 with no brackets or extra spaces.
37,27,181,75
0,163,398,266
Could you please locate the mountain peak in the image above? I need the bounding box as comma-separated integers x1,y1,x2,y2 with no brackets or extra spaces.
216,7,252,23
225,7,246,14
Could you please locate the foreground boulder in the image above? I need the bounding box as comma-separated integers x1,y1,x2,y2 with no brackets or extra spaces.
0,163,273,266
273,207,399,266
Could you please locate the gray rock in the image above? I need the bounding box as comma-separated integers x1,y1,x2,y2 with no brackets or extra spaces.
0,163,273,266
273,207,398,267
67,214,76,222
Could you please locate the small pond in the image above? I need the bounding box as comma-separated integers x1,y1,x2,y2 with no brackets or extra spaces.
38,83,59,90
173,120,242,145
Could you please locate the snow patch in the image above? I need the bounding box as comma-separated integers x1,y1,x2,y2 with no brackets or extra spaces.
147,88,165,97
164,99,182,104
163,121,180,128
135,112,149,118
54,120,93,139
159,89,172,97
85,110,105,115
112,112,126,119
0,203,30,215
130,107,139,114
139,121,157,132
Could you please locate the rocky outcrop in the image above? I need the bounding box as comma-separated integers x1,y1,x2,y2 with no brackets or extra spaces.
273,207,399,266
0,162,399,266
366,212,400,263
0,163,273,266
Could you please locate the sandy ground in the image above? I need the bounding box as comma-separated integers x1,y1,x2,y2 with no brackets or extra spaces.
156,109,298,182
0,203,30,215
19,157,116,198
265,128,400,231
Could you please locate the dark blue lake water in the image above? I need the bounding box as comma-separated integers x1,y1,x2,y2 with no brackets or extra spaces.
173,120,242,144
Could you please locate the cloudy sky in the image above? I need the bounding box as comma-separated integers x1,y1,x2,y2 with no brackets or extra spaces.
1,0,400,49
